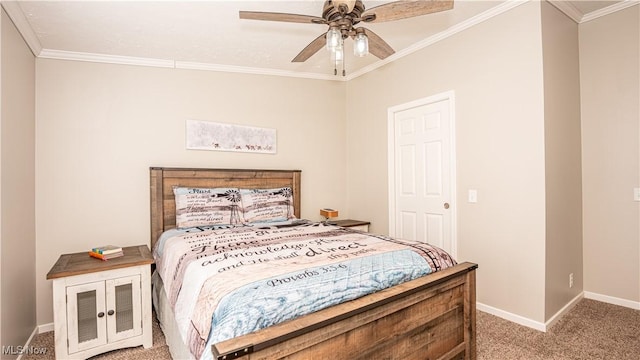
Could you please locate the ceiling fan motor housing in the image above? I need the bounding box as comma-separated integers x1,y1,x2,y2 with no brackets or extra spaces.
324,0,366,39
324,0,364,22
331,0,358,14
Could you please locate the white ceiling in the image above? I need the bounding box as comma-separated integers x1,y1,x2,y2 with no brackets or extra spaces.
4,0,635,80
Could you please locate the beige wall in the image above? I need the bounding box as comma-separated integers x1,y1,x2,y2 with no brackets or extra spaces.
27,0,640,333
580,5,640,303
35,59,347,324
346,2,548,321
541,1,583,319
0,8,36,358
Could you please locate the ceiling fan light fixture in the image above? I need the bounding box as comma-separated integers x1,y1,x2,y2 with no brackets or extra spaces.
240,0,452,73
326,27,341,52
354,31,369,57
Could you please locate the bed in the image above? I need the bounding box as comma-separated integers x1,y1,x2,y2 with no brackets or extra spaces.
149,167,478,360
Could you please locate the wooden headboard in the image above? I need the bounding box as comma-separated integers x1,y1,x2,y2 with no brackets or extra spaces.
149,167,301,249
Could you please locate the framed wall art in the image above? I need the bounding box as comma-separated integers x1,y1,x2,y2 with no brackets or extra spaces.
186,119,276,154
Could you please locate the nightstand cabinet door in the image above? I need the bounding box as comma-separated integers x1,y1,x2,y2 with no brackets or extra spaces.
66,282,107,353
106,275,142,343
65,274,142,355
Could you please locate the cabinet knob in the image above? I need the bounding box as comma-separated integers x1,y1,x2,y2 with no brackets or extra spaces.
444,202,450,209
107,310,115,316
97,312,105,318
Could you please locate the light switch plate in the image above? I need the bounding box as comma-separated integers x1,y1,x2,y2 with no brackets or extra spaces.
634,188,640,201
468,189,478,203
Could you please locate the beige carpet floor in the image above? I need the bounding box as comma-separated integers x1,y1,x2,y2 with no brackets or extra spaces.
477,299,640,359
23,299,640,359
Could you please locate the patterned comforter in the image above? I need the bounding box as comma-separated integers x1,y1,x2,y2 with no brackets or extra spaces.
153,221,456,360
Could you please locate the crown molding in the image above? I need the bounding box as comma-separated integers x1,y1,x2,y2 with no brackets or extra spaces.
347,0,529,81
548,0,583,22
581,0,639,23
37,49,344,81
38,49,175,68
0,0,533,81
175,61,342,81
1,0,42,56
11,0,530,82
11,0,636,81
550,0,639,24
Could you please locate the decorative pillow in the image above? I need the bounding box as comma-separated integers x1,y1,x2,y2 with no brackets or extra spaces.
240,187,295,223
173,187,243,228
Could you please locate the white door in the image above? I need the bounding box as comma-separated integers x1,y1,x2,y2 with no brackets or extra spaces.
388,92,456,256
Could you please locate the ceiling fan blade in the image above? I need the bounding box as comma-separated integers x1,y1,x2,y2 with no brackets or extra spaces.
361,0,453,23
239,11,326,24
362,28,395,60
292,33,327,62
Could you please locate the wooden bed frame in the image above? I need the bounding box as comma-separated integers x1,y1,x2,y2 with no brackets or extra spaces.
150,167,477,360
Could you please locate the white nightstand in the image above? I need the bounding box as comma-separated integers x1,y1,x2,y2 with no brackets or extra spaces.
331,219,370,232
47,245,154,359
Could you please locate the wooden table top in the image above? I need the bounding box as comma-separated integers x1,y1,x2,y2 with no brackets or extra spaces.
330,219,371,227
47,245,154,280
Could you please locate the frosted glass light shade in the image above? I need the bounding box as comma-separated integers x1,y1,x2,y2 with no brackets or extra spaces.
354,32,369,57
326,28,341,51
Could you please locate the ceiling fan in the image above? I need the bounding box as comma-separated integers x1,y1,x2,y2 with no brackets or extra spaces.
239,0,454,75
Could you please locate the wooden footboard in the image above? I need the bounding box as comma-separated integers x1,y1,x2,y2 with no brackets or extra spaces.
212,262,477,360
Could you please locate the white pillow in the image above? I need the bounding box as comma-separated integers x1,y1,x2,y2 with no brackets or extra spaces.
173,187,243,228
240,187,295,223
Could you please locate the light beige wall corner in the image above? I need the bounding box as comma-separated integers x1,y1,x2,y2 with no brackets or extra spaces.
35,59,347,325
580,5,640,304
346,2,547,321
540,1,583,320
0,8,36,357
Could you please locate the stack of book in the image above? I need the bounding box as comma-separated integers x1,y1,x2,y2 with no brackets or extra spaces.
89,245,123,261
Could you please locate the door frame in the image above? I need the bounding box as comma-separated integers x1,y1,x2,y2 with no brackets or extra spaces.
387,90,458,258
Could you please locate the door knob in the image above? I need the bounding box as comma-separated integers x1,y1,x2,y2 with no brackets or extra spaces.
444,203,450,209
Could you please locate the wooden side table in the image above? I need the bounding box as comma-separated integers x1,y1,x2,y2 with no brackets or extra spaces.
47,245,154,359
331,219,370,232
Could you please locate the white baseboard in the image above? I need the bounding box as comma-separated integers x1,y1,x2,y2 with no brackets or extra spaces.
544,292,584,330
38,322,54,333
477,293,582,332
584,291,640,310
478,291,639,333
476,302,547,331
